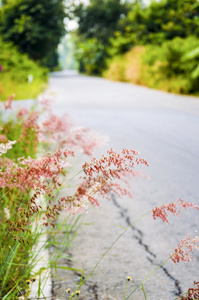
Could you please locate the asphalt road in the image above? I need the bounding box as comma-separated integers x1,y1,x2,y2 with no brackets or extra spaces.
47,70,199,300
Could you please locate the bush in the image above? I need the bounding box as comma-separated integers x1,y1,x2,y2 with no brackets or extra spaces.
105,37,199,95
74,38,107,75
143,36,199,94
0,38,48,100
104,46,145,84
108,0,199,59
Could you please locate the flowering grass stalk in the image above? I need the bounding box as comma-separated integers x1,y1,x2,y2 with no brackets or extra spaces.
125,201,199,299
1,94,198,299
66,199,199,299
124,277,132,300
125,234,199,300
175,281,199,300
0,95,149,298
0,95,108,298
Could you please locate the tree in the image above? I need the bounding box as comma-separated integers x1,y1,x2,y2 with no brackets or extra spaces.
0,0,66,68
109,0,199,57
72,0,131,74
74,0,130,44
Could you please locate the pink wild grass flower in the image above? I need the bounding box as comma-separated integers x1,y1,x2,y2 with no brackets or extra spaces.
62,149,149,214
178,281,199,300
40,113,72,145
41,113,107,155
3,94,14,109
152,199,199,224
0,149,74,192
170,234,199,263
66,127,108,156
37,93,107,155
0,157,13,168
17,108,30,119
3,149,75,234
0,134,7,143
38,93,54,112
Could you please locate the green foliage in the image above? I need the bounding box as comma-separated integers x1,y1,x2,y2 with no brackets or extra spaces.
0,188,34,299
0,113,38,160
184,46,199,79
0,109,39,298
73,0,130,44
105,37,199,95
104,45,145,83
109,0,199,57
72,0,131,75
0,37,48,100
143,36,199,94
73,0,199,76
0,0,66,68
74,38,107,75
0,38,47,81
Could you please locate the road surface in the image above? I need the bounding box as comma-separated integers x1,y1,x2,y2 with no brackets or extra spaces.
47,70,199,300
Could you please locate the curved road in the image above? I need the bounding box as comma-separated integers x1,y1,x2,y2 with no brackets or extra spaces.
47,70,199,300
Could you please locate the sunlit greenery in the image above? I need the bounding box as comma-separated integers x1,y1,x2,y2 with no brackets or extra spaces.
105,36,199,95
0,38,48,100
72,0,131,74
0,0,66,69
72,0,199,94
109,0,199,57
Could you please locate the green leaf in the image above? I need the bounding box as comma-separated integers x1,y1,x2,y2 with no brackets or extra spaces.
115,224,127,230
185,47,199,59
192,64,199,79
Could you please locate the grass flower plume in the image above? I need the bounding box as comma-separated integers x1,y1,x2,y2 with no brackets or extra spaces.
153,199,199,224
170,235,199,263
178,281,199,300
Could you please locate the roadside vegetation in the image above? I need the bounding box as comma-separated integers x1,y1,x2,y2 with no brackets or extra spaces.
104,36,199,95
0,95,107,298
0,38,48,100
0,0,199,298
1,95,199,299
72,0,199,95
0,0,66,100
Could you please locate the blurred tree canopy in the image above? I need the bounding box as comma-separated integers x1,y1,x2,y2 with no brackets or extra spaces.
109,0,199,56
72,0,199,75
0,0,66,68
73,0,130,44
72,0,132,74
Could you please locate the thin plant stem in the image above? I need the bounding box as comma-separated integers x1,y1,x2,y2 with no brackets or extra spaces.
124,281,129,300
125,257,171,300
28,214,72,270
27,168,84,229
0,187,12,201
173,288,192,300
0,242,20,296
0,215,73,298
69,209,152,300
142,283,147,300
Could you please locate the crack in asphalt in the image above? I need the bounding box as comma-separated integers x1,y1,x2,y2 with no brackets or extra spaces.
110,193,182,296
87,283,99,300
51,247,99,300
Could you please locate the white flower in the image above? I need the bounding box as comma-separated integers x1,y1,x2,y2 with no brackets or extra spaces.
4,207,10,219
0,140,17,156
